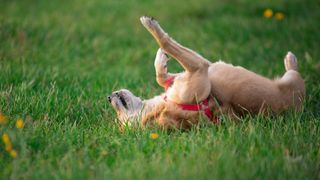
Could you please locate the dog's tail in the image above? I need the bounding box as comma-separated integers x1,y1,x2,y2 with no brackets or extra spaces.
284,52,298,71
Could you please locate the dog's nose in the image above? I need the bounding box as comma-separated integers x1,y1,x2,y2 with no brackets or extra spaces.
107,95,111,103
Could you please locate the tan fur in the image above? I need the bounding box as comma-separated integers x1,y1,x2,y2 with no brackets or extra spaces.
108,16,305,129
141,100,219,129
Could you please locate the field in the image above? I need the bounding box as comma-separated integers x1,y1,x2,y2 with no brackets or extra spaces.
0,0,319,179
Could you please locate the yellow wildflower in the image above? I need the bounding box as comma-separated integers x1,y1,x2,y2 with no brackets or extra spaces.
100,150,108,156
275,12,285,21
15,118,24,129
9,149,17,158
2,133,10,145
150,133,159,140
0,114,7,125
263,8,273,18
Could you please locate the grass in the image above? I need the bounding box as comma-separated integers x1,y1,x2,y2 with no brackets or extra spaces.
0,0,319,179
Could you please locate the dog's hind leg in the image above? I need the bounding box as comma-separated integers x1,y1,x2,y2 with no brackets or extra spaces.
276,52,305,109
140,16,211,72
154,48,180,88
284,52,298,72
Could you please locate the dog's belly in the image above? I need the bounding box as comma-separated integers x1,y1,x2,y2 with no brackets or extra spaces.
208,62,285,114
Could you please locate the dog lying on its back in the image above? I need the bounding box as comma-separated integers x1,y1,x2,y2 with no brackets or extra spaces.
108,16,305,129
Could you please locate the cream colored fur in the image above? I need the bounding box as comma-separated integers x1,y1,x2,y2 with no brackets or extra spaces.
108,16,305,129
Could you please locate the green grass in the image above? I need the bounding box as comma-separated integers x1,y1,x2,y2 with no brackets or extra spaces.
0,0,320,179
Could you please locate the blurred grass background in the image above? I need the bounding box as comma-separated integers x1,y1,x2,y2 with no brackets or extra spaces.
0,0,319,179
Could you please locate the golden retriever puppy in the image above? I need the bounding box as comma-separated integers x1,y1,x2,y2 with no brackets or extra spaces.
108,16,305,129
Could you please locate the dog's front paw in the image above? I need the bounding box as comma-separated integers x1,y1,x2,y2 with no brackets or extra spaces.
154,48,169,67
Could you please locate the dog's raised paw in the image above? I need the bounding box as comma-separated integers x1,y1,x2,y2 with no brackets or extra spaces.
284,51,298,71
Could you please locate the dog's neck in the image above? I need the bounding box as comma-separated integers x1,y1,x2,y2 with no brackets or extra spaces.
119,95,164,126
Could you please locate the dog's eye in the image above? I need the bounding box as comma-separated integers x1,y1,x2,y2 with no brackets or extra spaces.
118,95,128,109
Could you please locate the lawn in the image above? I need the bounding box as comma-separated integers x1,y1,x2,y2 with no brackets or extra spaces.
0,0,319,179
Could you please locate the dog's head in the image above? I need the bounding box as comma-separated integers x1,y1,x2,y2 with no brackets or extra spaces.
108,89,143,125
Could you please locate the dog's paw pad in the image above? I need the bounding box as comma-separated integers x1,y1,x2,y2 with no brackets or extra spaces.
284,51,298,71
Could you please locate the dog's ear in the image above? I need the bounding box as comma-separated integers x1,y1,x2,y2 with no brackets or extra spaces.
155,105,199,130
156,109,178,129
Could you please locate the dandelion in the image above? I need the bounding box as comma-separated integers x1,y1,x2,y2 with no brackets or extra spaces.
100,150,108,156
0,114,7,125
275,12,285,21
2,133,10,145
9,149,17,158
263,8,273,18
15,118,24,129
2,133,13,151
150,133,159,140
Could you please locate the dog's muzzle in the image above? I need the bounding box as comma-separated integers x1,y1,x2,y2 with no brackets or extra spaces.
107,92,128,109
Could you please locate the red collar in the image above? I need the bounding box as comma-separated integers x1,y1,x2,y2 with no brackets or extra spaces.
163,77,219,124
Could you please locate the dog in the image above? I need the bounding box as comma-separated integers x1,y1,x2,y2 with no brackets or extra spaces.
108,16,305,129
